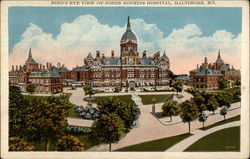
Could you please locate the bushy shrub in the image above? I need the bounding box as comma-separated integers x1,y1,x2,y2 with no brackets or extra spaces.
67,125,92,134
75,103,100,120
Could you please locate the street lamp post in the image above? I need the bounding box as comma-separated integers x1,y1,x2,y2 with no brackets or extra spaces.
152,97,156,115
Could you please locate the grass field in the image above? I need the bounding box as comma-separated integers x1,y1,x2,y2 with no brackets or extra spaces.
116,133,192,151
92,95,135,105
207,87,240,94
185,126,240,152
200,115,240,130
138,94,172,105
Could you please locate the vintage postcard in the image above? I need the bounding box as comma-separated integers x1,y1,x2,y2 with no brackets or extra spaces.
1,0,249,159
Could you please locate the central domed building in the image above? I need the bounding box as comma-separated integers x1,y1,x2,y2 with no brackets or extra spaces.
81,16,171,91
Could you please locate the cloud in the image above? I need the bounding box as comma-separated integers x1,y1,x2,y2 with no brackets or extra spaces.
9,14,241,74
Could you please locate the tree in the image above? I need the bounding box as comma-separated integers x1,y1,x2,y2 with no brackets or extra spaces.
235,80,241,86
9,137,34,151
198,112,208,128
161,100,179,122
97,97,140,132
91,113,125,151
9,86,29,137
215,92,231,108
204,94,219,115
56,135,85,151
83,85,95,99
114,86,121,92
191,93,206,113
172,81,183,94
168,70,178,79
26,84,36,94
179,100,199,133
220,107,228,120
218,79,230,90
25,94,71,151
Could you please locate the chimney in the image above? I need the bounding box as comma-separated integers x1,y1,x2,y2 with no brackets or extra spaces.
143,51,146,58
16,65,18,71
49,63,52,69
204,57,208,64
197,64,199,69
46,62,49,69
57,62,61,68
96,51,100,58
12,65,14,71
19,65,22,70
40,64,42,70
43,65,45,70
111,50,114,58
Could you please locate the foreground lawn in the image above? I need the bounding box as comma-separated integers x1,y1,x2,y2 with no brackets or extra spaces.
139,94,172,105
185,126,240,152
92,95,135,105
116,133,192,151
200,115,240,130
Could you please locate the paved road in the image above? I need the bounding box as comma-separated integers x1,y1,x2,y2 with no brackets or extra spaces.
88,96,240,151
166,121,240,152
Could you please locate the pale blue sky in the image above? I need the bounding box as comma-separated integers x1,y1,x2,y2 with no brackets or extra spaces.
9,7,242,54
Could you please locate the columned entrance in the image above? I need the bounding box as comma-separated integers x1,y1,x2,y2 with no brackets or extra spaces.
129,81,135,91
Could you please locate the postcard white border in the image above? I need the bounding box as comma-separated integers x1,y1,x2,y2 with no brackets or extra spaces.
1,1,249,159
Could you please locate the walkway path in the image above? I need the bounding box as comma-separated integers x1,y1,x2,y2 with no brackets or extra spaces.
63,87,241,151
166,121,240,152
67,117,93,127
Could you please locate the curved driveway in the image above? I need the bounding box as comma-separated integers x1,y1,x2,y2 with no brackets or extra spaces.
63,87,240,151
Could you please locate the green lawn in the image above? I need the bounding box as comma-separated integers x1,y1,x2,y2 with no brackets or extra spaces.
23,95,49,100
139,94,172,105
185,126,240,151
207,87,240,94
75,134,99,150
200,115,240,130
92,95,135,105
116,133,192,151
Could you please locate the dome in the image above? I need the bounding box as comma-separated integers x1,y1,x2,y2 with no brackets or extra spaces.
120,16,137,44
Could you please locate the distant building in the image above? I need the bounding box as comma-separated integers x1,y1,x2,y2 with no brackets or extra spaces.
188,51,240,89
9,48,64,93
174,75,189,85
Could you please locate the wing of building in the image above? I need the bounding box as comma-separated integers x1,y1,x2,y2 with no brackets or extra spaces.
188,50,240,89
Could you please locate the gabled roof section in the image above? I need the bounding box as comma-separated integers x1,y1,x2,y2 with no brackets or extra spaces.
72,66,86,72
57,66,70,72
86,52,93,59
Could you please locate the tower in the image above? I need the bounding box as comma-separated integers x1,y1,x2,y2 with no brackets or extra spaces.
120,16,138,65
214,50,224,70
25,48,38,72
120,16,138,88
